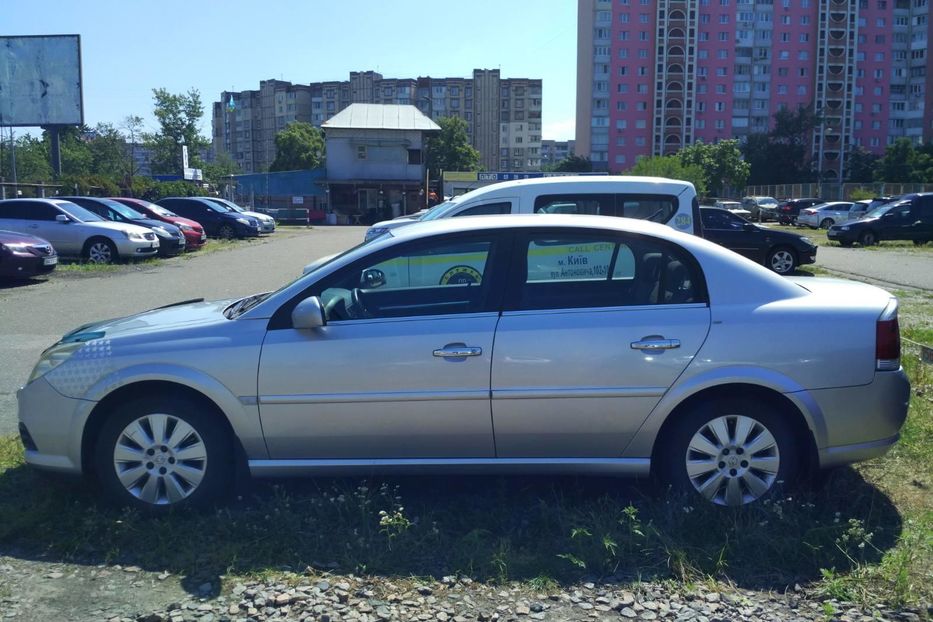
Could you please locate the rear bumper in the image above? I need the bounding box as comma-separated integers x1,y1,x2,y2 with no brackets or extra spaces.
826,228,859,243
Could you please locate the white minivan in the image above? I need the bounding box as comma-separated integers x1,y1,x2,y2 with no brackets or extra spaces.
364,176,702,242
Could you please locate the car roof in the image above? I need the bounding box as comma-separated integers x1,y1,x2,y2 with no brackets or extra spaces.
450,175,695,202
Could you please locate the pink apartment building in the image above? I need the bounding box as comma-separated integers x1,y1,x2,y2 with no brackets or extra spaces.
577,0,933,181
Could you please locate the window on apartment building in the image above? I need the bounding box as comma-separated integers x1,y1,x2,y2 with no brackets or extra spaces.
697,102,706,111
719,31,729,41
779,51,789,60
637,84,648,94
639,49,648,58
701,13,710,23
616,101,627,111
718,49,729,59
638,66,647,76
714,101,726,111
636,101,648,111
621,13,630,23
798,51,808,60
715,119,725,129
640,13,649,22
716,84,727,94
640,31,648,40
616,137,626,146
778,67,789,76
635,137,646,146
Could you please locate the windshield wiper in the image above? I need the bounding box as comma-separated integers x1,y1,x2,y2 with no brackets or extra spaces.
225,293,271,319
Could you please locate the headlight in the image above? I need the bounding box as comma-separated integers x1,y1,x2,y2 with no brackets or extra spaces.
27,341,86,384
125,231,147,241
236,218,250,225
365,227,389,242
839,226,850,231
177,223,194,231
799,237,814,245
152,227,170,237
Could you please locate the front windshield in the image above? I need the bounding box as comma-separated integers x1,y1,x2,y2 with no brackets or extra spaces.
419,201,460,221
206,201,232,213
56,201,105,222
211,198,244,213
148,204,178,217
99,198,146,220
759,198,778,207
865,202,902,219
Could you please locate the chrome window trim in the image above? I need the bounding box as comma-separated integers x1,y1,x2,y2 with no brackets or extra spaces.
500,303,708,317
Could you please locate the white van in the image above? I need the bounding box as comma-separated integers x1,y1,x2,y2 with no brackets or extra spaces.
364,176,701,242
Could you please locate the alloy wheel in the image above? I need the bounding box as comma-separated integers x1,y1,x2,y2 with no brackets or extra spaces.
88,242,113,264
112,413,207,505
768,249,795,274
219,225,235,240
684,415,780,506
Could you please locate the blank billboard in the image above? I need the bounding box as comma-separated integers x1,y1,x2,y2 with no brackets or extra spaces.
0,35,83,127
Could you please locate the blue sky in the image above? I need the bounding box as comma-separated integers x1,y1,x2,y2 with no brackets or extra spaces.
5,0,578,141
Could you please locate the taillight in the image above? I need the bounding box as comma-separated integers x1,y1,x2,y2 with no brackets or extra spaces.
876,299,900,371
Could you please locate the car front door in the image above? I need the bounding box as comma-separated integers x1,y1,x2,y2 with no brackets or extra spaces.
878,202,914,240
490,229,711,458
257,232,508,459
701,209,763,262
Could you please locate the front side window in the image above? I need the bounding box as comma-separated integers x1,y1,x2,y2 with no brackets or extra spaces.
702,209,745,230
509,231,705,311
314,235,501,322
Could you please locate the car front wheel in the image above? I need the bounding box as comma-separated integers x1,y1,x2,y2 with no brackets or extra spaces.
84,238,118,264
95,396,232,510
660,399,799,507
859,230,878,246
766,247,797,275
218,224,236,240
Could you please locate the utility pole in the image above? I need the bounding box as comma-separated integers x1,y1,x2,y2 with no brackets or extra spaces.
10,127,17,186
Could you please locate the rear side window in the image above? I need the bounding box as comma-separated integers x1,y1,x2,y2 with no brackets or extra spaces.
509,231,706,311
453,202,512,217
15,202,59,221
533,193,678,224
0,201,29,219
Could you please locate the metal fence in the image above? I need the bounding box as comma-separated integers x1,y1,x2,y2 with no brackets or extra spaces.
744,182,933,201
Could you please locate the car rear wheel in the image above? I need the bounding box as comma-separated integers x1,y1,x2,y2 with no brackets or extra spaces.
766,247,797,275
218,224,236,240
819,218,834,229
859,230,878,246
95,396,232,510
660,398,798,507
84,238,118,264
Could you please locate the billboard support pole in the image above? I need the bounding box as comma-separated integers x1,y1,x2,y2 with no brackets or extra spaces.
48,126,62,179
10,127,17,186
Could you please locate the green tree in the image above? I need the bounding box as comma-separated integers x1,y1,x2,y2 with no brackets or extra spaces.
87,123,130,178
5,135,53,183
845,146,880,183
742,106,821,184
553,154,593,172
678,140,749,196
203,152,241,183
874,138,916,182
144,88,210,174
269,122,325,172
121,115,146,179
425,116,480,178
627,155,707,196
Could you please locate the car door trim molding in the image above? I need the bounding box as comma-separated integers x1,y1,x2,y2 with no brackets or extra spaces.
491,387,667,400
499,303,708,317
259,389,490,405
248,457,651,477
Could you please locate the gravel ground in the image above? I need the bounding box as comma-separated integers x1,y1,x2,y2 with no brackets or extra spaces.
2,566,924,622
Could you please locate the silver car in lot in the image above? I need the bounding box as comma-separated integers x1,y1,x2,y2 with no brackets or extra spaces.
18,215,909,509
0,198,159,263
797,201,856,229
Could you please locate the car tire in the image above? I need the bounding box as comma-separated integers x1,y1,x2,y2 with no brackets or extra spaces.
819,218,834,229
659,398,799,507
94,395,233,511
839,240,854,247
218,224,236,240
83,238,118,264
859,230,878,246
766,246,797,275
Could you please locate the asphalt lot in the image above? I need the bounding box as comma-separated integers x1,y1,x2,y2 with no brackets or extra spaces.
0,227,366,435
1,225,930,435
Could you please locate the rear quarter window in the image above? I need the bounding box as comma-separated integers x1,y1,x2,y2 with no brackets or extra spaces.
532,194,678,224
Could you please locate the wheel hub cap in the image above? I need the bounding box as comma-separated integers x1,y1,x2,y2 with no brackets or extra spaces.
112,414,207,505
685,414,780,506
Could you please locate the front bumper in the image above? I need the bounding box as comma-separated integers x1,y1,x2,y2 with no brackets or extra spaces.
236,223,261,238
800,247,817,265
114,238,159,257
259,221,275,233
0,253,58,278
157,237,186,257
17,376,95,475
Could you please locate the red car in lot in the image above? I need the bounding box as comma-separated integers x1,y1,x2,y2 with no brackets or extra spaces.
0,229,58,279
109,198,207,250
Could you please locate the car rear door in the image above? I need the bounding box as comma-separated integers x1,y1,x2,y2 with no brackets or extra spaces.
490,228,711,458
23,202,76,254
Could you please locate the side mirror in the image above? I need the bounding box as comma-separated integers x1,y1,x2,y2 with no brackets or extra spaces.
361,268,386,288
292,296,326,330
55,214,71,223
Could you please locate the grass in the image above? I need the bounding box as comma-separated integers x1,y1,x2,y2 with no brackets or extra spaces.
0,293,930,609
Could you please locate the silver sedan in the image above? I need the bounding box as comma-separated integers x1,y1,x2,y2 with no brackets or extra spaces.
17,215,910,509
797,202,856,229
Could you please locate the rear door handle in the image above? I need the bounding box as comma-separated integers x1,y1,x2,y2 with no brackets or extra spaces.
433,346,483,358
630,338,681,351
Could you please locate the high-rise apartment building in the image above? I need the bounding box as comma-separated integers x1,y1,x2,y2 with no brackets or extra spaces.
213,70,542,173
577,0,933,181
540,139,577,166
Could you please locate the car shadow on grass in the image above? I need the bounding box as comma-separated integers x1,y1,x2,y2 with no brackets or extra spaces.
0,458,903,598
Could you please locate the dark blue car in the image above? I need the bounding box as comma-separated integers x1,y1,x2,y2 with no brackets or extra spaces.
156,197,260,240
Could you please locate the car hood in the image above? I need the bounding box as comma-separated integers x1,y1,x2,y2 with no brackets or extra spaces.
78,220,156,236
58,299,231,343
241,210,273,222
131,218,180,234
164,216,203,229
368,219,417,233
0,229,50,246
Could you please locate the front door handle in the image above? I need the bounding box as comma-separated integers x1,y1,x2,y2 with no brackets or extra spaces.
630,338,681,351
433,346,483,358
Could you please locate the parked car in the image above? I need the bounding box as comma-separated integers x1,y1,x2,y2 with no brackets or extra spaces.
741,196,780,221
797,202,856,229
828,193,933,246
776,198,823,225
203,198,276,234
156,197,260,239
700,207,816,275
19,214,909,510
364,176,703,242
110,198,207,251
712,200,751,218
0,229,58,279
0,198,158,263
63,197,186,258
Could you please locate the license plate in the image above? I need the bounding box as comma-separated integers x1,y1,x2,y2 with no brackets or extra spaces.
43,256,58,266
